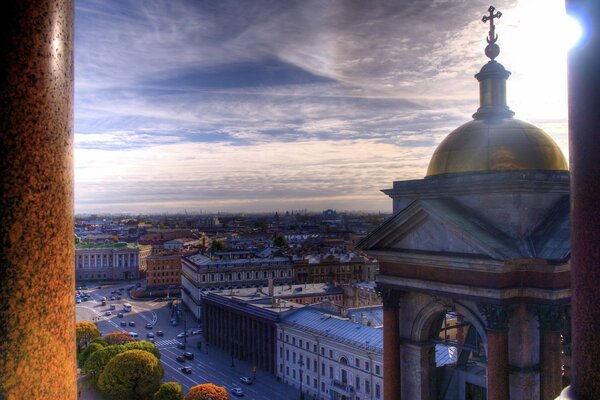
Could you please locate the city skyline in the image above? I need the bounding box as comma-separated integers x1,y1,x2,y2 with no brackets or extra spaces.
75,0,577,214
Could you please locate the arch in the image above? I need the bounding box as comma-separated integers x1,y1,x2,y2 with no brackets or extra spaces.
340,356,348,365
411,298,488,348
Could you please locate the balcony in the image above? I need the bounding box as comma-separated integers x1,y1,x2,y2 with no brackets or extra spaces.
330,379,355,394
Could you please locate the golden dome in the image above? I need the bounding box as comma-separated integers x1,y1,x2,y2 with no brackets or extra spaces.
426,118,568,177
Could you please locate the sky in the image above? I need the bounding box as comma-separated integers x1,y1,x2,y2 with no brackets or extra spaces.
74,0,575,214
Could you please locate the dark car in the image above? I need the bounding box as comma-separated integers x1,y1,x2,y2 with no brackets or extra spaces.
176,355,186,362
145,323,152,329
146,332,154,338
156,330,164,337
129,321,136,327
177,342,186,350
120,321,127,327
183,352,194,360
117,313,124,318
180,366,192,374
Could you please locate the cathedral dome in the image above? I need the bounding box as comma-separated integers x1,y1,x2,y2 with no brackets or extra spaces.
425,17,568,177
426,118,568,176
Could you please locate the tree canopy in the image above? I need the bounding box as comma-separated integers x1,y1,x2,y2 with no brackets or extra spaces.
154,382,184,400
76,321,101,351
78,342,104,368
84,344,126,377
123,341,160,360
105,331,135,345
184,384,229,400
98,350,163,400
210,240,226,251
273,235,287,247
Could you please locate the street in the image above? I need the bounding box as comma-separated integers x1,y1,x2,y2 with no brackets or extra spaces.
76,281,291,400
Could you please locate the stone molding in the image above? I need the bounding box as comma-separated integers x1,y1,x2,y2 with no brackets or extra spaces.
375,284,403,308
478,303,511,331
533,304,567,332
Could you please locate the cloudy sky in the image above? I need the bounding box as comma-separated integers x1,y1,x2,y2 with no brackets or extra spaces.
74,0,574,214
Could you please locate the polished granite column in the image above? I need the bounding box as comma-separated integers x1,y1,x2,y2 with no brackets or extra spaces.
0,1,75,399
381,288,402,399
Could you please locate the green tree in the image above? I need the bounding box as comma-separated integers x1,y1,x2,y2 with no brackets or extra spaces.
210,240,226,251
154,382,184,400
84,344,126,377
98,350,163,400
78,342,104,368
105,331,135,345
184,384,229,400
123,340,160,360
91,337,109,347
273,235,287,247
76,321,101,351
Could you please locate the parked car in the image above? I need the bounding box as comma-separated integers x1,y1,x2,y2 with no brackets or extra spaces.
156,330,164,337
239,377,253,385
183,352,194,360
129,321,135,327
145,323,153,329
176,355,186,362
146,332,154,339
180,366,192,374
230,387,244,397
177,342,186,350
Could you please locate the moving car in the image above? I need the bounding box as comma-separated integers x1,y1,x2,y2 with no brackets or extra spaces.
120,321,127,327
129,321,135,327
180,366,192,374
109,304,116,310
104,311,111,316
183,352,194,360
146,332,154,338
230,387,244,397
145,323,153,329
239,377,253,385
117,313,124,318
156,330,164,337
176,332,187,339
129,332,138,338
176,355,186,362
177,342,186,350
191,329,202,335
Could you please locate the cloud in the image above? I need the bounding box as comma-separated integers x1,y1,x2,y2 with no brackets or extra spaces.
74,0,569,213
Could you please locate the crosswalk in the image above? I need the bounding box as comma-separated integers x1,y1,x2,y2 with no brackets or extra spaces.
155,338,180,347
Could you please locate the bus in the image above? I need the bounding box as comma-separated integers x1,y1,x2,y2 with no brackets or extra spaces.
123,303,132,312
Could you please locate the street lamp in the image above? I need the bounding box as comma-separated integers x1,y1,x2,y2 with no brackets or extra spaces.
298,360,305,400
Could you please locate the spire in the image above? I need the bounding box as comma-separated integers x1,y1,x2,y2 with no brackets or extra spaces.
473,5,514,120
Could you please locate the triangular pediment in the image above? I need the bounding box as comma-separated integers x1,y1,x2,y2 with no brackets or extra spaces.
358,199,521,260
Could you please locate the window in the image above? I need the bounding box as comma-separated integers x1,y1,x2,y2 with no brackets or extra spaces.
321,382,325,392
293,370,296,379
299,339,303,347
299,355,303,364
313,359,317,372
375,365,380,375
329,350,333,358
321,347,324,356
356,376,361,391
286,349,289,361
329,366,333,379
365,361,370,371
293,337,296,345
279,346,283,358
321,363,325,376
313,344,317,352
375,383,381,398
293,352,296,363
365,379,370,394
286,335,289,342
355,358,360,368
313,378,317,389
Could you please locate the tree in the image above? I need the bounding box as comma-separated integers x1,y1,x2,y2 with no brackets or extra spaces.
76,321,101,351
78,342,104,368
123,340,160,360
84,344,126,377
154,382,184,400
211,240,226,251
105,331,135,345
98,350,163,400
273,235,287,247
91,337,109,347
184,384,229,400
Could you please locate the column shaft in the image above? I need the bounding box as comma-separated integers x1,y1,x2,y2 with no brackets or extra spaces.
383,305,401,399
487,330,509,400
0,1,75,398
540,330,562,400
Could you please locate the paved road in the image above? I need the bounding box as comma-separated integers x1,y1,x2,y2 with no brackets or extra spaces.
76,281,290,400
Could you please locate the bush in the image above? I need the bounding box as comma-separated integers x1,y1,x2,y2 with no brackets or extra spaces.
185,384,229,400
84,345,126,377
154,382,184,400
105,331,135,345
76,321,101,351
78,342,104,368
98,350,163,400
91,337,109,347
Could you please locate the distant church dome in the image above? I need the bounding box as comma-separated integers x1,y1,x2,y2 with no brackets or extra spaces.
426,31,568,177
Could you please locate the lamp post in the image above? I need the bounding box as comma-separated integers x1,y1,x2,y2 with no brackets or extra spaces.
298,360,305,400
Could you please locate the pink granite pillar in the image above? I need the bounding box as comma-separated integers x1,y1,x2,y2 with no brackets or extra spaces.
0,1,75,399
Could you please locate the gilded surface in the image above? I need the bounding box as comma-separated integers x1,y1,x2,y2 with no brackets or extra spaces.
0,1,76,399
426,118,568,176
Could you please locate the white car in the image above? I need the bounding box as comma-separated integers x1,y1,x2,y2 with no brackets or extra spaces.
176,332,187,339
191,329,202,335
230,387,244,397
129,332,138,338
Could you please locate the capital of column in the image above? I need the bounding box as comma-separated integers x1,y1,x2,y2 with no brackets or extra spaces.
533,304,567,332
376,284,403,308
478,302,511,331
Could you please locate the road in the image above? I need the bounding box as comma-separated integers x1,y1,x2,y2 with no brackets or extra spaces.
76,281,291,400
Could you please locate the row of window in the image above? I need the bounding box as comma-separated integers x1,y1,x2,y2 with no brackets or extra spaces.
199,269,293,282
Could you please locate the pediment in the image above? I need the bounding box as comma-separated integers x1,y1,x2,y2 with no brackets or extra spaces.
358,199,520,260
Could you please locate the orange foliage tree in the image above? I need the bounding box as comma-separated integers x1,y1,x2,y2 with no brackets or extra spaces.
76,321,101,351
104,331,135,345
184,384,229,400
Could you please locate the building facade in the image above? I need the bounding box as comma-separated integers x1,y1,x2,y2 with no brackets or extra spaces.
75,243,151,281
146,250,190,288
277,308,384,400
293,255,377,284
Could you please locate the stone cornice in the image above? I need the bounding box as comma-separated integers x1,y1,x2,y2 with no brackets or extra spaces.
478,303,511,331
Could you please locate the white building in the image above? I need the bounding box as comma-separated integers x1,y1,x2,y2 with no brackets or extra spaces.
75,242,151,281
277,307,384,400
